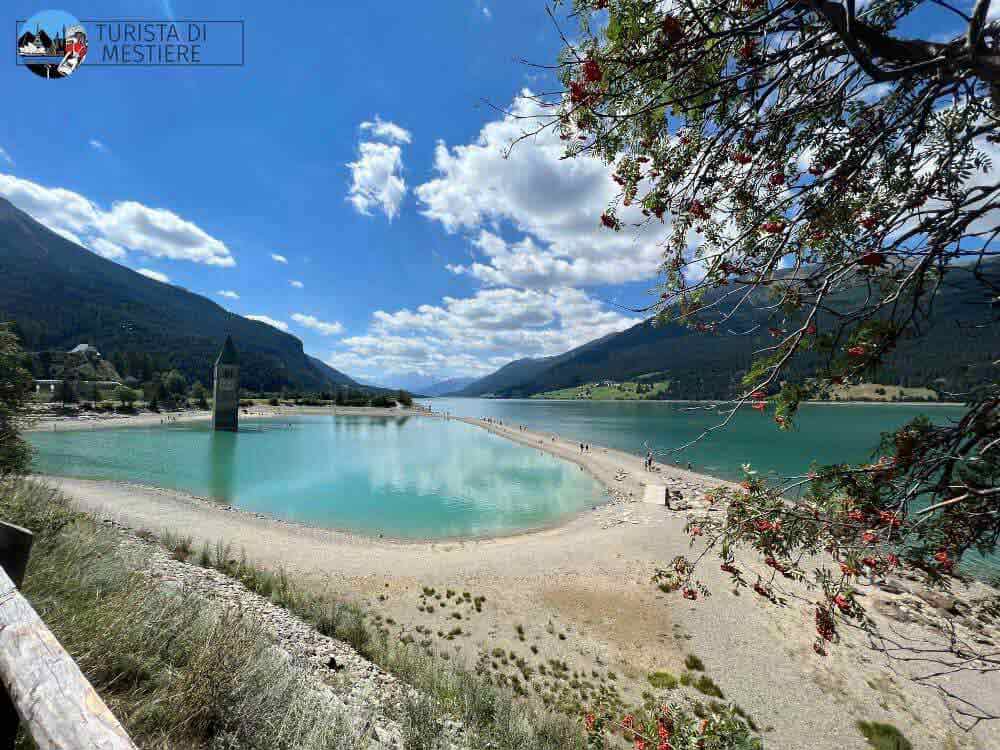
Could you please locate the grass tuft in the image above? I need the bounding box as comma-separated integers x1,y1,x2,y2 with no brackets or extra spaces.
684,654,705,671
647,671,679,690
856,721,913,750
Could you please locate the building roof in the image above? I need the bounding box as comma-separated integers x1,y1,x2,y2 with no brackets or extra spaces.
215,335,239,366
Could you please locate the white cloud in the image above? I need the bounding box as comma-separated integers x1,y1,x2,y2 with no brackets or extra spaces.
448,229,662,288
246,315,289,332
89,138,108,153
270,253,288,264
326,287,636,380
96,201,235,267
217,290,240,299
136,268,170,283
347,141,407,220
90,238,126,260
414,91,664,289
359,115,412,145
0,147,12,165
0,172,235,267
289,280,304,288
292,313,344,336
481,4,492,19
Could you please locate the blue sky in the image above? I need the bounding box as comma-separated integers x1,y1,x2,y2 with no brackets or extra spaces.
3,2,983,390
2,0,655,390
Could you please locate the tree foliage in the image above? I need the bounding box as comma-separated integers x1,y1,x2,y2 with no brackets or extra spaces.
0,324,33,476
531,0,1000,718
114,385,141,408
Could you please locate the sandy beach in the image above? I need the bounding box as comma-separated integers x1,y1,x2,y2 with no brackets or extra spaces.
32,406,1000,750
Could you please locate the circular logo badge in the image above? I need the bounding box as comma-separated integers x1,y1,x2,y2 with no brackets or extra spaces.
17,9,87,79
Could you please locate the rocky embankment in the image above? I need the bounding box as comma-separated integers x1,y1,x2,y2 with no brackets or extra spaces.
111,522,466,749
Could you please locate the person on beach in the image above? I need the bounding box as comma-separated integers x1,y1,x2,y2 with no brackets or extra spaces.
664,486,672,510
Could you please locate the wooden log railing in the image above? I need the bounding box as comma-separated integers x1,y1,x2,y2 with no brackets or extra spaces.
0,521,137,750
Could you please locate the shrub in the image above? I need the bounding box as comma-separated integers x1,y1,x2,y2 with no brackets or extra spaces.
684,654,705,671
693,675,724,698
647,671,678,690
856,721,912,750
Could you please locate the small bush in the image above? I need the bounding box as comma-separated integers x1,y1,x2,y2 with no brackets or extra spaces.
693,675,724,698
647,671,678,690
684,654,705,671
402,694,442,750
856,721,912,750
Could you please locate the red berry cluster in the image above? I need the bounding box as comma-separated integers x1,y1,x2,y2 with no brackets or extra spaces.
858,251,886,267
661,15,684,44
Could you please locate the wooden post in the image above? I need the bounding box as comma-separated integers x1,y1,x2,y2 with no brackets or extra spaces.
0,540,137,749
0,522,32,749
0,522,33,588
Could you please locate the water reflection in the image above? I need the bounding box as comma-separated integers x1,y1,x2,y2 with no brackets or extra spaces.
28,415,604,539
208,431,237,503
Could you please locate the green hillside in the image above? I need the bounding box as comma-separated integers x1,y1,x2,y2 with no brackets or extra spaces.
0,198,357,392
532,379,671,400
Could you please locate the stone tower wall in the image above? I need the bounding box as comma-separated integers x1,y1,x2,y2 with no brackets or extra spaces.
212,363,239,432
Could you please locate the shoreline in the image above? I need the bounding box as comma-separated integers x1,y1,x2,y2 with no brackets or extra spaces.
24,404,420,433
435,396,964,407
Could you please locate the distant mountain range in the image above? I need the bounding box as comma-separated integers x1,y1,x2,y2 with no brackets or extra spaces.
0,197,359,392
360,374,477,396
419,376,477,397
453,270,999,400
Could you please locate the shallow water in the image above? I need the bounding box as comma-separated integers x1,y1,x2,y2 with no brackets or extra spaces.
29,414,605,539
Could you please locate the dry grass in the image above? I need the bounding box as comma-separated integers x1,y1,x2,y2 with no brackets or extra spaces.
3,478,359,750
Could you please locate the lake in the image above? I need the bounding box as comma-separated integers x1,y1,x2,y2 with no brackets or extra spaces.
30,400,993,577
29,414,605,539
428,399,964,481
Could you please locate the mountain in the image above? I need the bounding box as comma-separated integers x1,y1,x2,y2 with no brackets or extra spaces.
461,269,1000,400
307,355,359,388
451,356,562,397
421,377,477,397
0,197,357,392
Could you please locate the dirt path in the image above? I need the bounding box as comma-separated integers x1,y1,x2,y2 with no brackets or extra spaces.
39,412,1000,750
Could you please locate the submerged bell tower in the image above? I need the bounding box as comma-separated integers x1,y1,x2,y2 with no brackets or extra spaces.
212,335,239,432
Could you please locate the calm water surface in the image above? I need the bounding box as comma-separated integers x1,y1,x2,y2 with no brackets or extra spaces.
29,414,605,539
429,399,964,481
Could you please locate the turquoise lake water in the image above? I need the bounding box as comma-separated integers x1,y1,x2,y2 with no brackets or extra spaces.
429,399,965,482
29,415,606,539
30,400,993,576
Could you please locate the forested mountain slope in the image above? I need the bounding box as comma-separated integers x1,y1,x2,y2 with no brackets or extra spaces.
460,269,999,400
0,197,356,391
